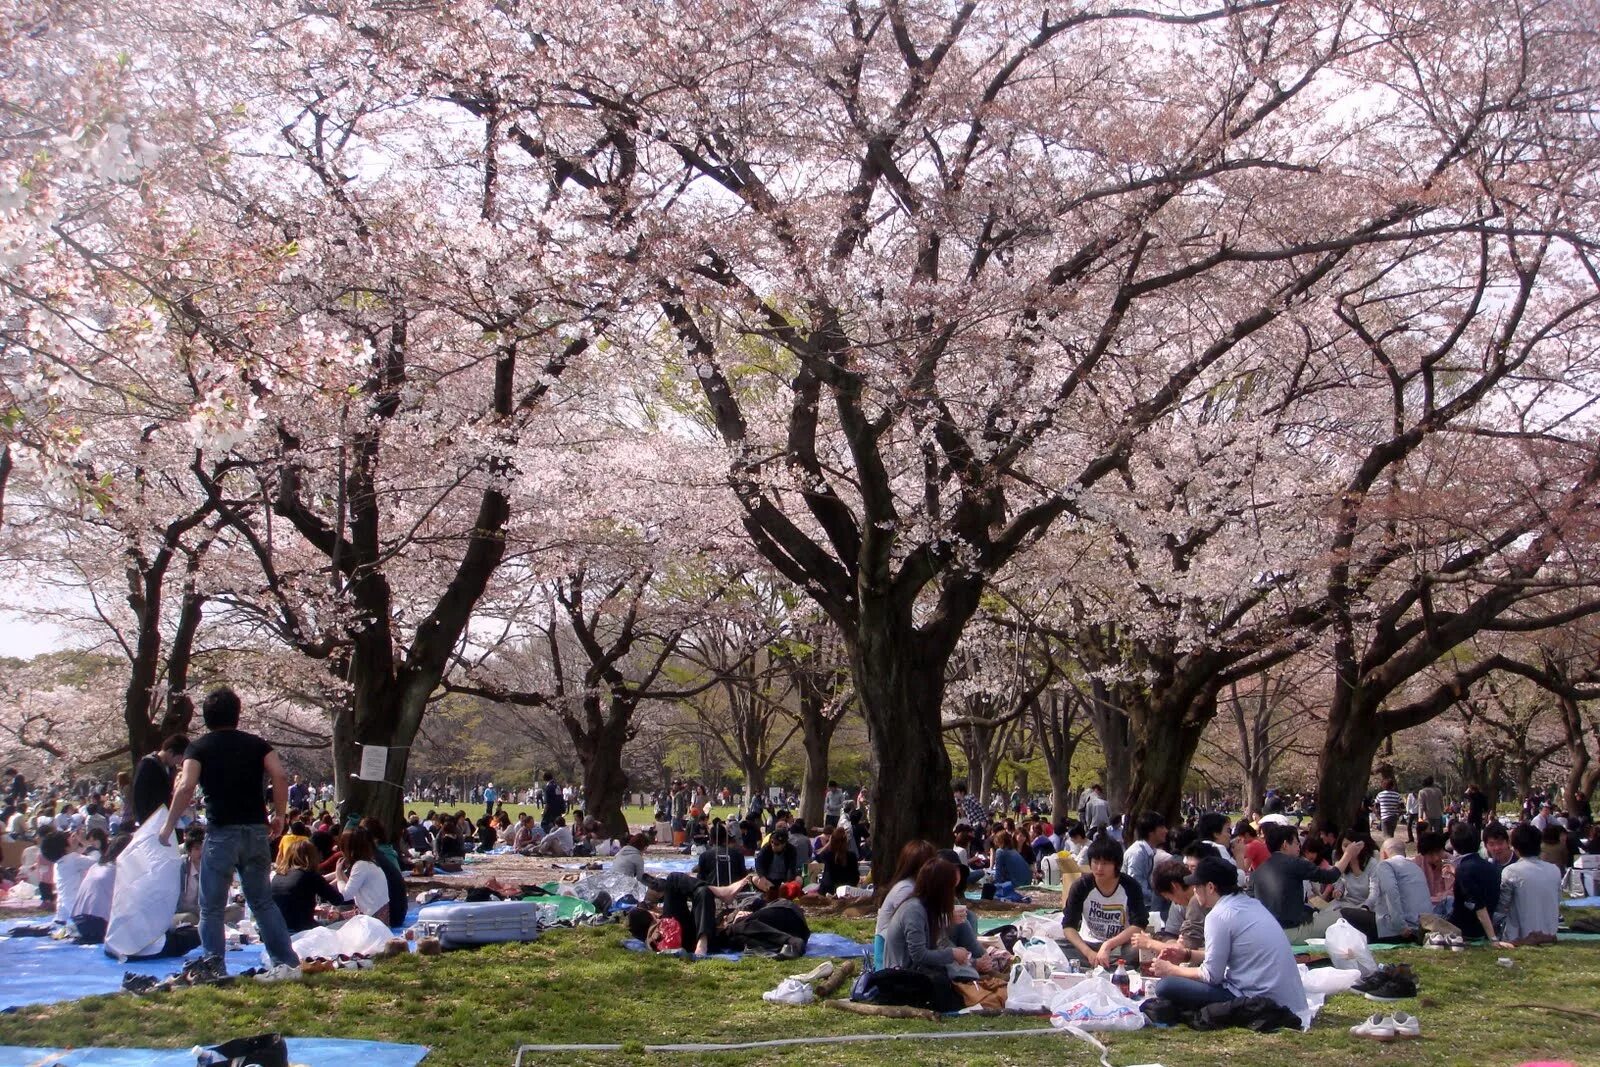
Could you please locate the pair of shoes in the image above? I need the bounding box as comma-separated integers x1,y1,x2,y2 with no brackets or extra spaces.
762,976,815,1005
1350,1011,1422,1040
1362,973,1419,1001
1424,933,1450,949
792,960,834,985
121,973,159,995
180,954,232,987
253,963,302,983
299,957,336,974
1419,913,1461,938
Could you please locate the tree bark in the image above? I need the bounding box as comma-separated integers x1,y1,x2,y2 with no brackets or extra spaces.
798,707,839,829
1087,679,1133,820
1315,702,1386,835
574,711,632,839
852,630,957,887
1123,707,1209,825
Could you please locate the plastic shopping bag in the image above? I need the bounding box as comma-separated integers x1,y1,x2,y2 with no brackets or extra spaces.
1006,960,1060,1013
1016,936,1070,970
105,807,182,960
1048,974,1146,1032
1324,917,1378,975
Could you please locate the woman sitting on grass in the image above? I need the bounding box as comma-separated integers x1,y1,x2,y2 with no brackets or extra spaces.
872,839,937,968
333,827,391,924
271,838,346,933
815,827,860,896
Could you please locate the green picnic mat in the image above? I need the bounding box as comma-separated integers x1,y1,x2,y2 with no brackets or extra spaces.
977,909,1059,934
526,888,597,919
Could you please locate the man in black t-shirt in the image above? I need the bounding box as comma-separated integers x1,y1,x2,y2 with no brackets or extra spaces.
130,734,188,827
160,688,301,980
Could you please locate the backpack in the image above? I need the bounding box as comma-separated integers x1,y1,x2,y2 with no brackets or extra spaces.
851,967,963,1013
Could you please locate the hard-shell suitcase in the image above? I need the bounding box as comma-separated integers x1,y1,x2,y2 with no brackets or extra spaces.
414,900,543,950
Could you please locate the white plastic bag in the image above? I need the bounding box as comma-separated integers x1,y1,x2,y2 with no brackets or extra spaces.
105,807,182,960
1323,917,1377,975
291,914,392,958
1005,961,1058,1013
1016,936,1070,970
1301,962,1361,995
1049,974,1146,1032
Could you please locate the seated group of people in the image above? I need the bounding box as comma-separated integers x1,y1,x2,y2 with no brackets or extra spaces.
646,818,864,899
401,809,616,860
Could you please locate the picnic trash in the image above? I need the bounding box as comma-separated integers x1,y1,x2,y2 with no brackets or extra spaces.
1324,917,1379,976
291,915,392,960
1049,974,1146,1032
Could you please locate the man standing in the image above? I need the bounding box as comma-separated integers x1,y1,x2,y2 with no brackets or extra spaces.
159,688,300,982
953,782,986,829
1083,784,1111,834
824,781,846,828
483,781,498,819
1416,777,1444,835
540,771,566,832
287,774,308,810
1373,777,1403,837
130,735,188,827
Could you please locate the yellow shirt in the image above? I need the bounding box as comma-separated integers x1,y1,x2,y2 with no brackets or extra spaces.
275,833,309,866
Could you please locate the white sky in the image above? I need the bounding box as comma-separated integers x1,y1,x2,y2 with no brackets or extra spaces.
0,611,75,659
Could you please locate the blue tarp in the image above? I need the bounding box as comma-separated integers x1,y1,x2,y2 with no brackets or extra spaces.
0,1038,428,1067
621,930,868,961
0,908,420,1011
1562,895,1600,909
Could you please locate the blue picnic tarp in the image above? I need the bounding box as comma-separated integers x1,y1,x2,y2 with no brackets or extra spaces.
0,1039,428,1067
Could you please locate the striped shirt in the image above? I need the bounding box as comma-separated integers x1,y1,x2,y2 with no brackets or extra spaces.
1374,790,1403,821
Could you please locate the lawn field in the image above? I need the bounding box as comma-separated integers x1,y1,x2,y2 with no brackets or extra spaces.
1,915,1595,1067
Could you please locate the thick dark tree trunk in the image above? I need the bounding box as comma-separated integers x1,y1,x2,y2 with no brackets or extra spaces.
1315,707,1385,835
578,723,631,839
1123,711,1207,826
853,633,956,888
331,689,422,845
741,758,767,811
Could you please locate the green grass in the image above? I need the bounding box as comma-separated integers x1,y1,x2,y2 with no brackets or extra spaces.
1,917,1597,1066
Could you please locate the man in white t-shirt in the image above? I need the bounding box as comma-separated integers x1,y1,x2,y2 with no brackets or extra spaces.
39,830,99,926
1061,836,1149,967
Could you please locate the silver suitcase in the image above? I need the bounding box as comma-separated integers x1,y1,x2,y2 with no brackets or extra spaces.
414,900,543,949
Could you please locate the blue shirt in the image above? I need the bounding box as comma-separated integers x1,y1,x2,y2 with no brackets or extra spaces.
993,848,1032,888
1199,892,1308,1016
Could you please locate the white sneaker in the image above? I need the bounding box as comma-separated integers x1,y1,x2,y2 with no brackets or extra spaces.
1350,1013,1397,1041
1388,1011,1421,1039
792,960,834,985
1424,933,1449,949
253,964,302,983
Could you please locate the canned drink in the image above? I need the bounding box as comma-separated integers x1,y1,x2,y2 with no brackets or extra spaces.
1496,957,1515,967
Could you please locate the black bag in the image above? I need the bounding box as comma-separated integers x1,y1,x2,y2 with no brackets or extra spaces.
850,967,963,1013
1189,995,1302,1033
196,1033,289,1067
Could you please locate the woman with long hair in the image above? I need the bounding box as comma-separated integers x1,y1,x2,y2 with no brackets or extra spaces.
333,827,389,924
880,858,989,1010
816,826,861,896
872,838,938,967
272,838,346,932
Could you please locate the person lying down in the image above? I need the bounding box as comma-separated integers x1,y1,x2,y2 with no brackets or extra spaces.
626,873,811,958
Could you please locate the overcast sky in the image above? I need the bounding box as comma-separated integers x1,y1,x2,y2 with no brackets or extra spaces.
0,611,74,659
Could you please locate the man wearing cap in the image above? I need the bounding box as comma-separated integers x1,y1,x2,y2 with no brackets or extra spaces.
1147,856,1308,1018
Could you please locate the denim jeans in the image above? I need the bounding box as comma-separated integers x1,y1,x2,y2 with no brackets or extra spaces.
1153,975,1236,1010
200,823,299,969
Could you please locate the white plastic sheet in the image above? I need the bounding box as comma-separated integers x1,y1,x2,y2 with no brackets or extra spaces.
105,806,181,961
291,914,393,958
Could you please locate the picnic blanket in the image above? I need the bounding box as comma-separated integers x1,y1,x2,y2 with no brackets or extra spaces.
555,857,699,875
620,930,868,961
1561,895,1600,909
0,1039,428,1067
0,907,420,1011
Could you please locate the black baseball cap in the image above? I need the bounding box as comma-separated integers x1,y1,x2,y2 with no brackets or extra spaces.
1184,855,1238,893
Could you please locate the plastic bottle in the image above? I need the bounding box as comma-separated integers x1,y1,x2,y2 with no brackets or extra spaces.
1111,959,1130,995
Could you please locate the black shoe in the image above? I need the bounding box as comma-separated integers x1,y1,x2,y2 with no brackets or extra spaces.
1353,964,1396,993
121,973,159,995
1362,975,1418,1001
777,938,804,960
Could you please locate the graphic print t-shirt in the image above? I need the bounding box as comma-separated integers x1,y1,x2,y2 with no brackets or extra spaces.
1063,873,1150,945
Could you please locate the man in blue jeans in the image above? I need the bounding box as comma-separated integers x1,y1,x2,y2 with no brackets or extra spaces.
160,687,301,982
1147,856,1307,1020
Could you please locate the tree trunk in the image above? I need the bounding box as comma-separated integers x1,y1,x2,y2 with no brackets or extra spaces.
798,707,839,829
331,686,424,845
1123,713,1207,826
741,757,767,811
1088,679,1132,821
852,634,956,887
1315,706,1385,835
572,713,632,839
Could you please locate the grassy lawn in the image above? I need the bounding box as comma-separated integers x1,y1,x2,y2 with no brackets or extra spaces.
0,915,1596,1066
